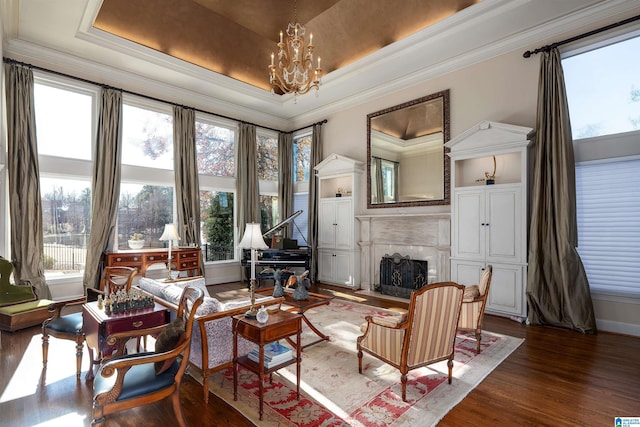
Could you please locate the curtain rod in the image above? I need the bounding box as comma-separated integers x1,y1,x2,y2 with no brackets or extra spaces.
522,13,640,58
2,57,327,134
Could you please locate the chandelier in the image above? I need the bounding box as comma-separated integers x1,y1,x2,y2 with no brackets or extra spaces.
268,4,322,97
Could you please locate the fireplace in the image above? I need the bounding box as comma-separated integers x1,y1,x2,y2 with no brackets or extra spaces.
375,253,428,298
356,213,451,293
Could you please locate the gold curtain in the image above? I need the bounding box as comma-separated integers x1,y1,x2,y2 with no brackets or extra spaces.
83,88,123,290
236,123,259,234
308,124,323,282
526,48,597,334
4,63,49,298
278,132,293,238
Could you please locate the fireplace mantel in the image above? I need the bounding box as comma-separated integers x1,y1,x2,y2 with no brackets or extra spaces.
356,213,450,291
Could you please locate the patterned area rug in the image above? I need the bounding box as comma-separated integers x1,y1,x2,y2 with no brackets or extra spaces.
192,299,523,426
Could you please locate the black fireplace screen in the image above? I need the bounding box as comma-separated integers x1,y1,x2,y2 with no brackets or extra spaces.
375,253,428,299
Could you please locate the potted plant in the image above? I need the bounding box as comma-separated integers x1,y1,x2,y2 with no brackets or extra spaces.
128,233,145,249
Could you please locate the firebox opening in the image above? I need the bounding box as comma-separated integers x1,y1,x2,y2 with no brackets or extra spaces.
375,253,428,299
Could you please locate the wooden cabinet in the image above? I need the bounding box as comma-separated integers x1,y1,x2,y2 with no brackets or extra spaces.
446,121,533,318
314,154,363,288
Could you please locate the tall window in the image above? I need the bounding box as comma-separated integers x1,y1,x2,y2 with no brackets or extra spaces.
196,114,237,262
118,98,174,250
257,130,279,231
34,78,97,277
292,131,311,244
564,33,640,296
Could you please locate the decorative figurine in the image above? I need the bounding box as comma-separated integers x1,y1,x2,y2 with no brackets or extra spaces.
287,270,311,301
273,269,285,298
256,305,269,324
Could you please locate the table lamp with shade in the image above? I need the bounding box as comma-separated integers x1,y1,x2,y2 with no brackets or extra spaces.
159,223,180,280
238,223,268,318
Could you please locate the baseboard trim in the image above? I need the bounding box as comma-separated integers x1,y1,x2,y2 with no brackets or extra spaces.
596,319,640,337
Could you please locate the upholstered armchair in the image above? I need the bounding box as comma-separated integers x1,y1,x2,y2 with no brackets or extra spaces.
0,256,37,307
457,265,493,354
357,282,465,402
91,286,204,427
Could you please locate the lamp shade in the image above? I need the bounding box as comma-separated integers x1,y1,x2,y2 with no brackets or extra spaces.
159,224,180,242
238,223,268,250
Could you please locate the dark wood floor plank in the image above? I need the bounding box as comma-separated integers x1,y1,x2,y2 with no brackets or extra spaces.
0,281,638,426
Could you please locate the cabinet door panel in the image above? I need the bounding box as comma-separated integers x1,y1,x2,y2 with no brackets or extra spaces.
487,189,521,261
486,264,524,316
318,201,336,248
334,252,355,286
450,259,484,286
334,199,353,250
317,250,335,282
454,191,483,258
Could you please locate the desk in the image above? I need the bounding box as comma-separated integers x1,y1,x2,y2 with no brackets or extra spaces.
233,311,301,421
103,247,201,277
82,301,170,380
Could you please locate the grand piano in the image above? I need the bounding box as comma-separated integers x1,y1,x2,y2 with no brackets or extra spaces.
241,210,311,285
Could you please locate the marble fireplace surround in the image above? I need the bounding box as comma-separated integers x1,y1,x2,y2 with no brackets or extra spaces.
356,213,451,292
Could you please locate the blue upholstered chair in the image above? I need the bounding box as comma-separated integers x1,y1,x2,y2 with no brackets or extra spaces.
91,286,204,427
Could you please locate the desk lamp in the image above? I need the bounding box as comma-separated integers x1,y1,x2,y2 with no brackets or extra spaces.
160,223,180,280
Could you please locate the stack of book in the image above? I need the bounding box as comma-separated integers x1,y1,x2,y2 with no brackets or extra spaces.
248,341,293,368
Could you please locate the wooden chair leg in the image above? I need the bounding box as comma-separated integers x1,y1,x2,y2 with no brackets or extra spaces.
75,334,84,378
91,404,104,427
357,349,363,373
447,357,454,384
400,373,407,402
42,331,49,369
203,373,210,403
475,330,482,354
171,391,187,427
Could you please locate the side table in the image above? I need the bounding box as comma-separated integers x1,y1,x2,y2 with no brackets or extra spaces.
233,310,302,421
82,301,170,380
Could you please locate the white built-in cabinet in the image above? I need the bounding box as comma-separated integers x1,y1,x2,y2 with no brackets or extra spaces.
445,121,533,318
314,154,363,288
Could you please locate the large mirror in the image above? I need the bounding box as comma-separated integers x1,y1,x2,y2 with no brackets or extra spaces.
367,90,450,208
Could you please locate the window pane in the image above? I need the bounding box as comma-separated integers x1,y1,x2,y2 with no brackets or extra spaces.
41,177,92,275
292,193,309,244
293,134,311,182
200,190,235,261
118,183,173,249
260,195,278,232
563,35,640,139
576,158,640,295
122,104,173,169
34,84,93,160
257,133,278,181
196,121,235,177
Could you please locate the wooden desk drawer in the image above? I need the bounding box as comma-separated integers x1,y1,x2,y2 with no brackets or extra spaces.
145,253,169,263
107,254,143,267
99,310,168,355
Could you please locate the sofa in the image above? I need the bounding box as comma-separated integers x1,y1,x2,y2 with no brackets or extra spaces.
136,276,283,402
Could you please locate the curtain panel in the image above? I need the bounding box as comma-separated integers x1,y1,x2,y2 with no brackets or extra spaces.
236,123,259,236
526,48,597,334
83,88,123,289
4,63,49,298
278,132,293,238
308,124,323,282
173,106,203,274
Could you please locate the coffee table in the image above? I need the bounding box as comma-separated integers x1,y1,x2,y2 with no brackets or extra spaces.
255,287,333,350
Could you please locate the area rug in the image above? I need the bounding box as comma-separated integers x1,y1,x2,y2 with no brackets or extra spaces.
192,299,523,427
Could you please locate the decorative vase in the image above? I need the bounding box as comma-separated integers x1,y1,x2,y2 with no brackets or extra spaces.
128,239,145,249
256,305,269,324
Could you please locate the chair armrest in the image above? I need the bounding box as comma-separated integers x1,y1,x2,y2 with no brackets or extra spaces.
44,296,87,321
98,335,188,378
365,313,408,329
105,323,169,357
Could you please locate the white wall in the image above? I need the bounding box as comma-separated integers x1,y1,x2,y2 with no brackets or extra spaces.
320,47,639,336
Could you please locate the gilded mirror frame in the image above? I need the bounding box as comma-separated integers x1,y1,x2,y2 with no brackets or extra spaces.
366,89,450,209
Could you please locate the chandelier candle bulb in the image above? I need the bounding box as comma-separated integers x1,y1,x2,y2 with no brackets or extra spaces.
310,33,313,45
271,53,274,66
280,31,283,43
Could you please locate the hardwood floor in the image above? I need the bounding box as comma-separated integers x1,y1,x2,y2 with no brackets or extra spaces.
0,282,638,426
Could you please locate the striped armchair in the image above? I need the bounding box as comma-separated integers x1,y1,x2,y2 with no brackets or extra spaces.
457,265,493,354
357,282,465,402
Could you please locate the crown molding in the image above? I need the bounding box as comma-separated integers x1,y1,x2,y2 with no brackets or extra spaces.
3,39,292,130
